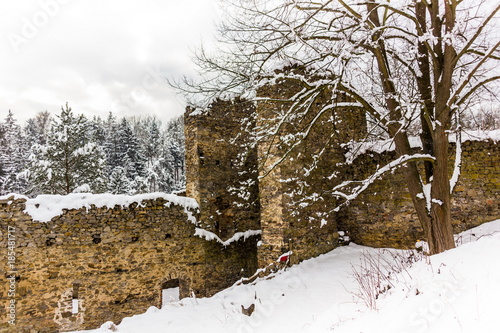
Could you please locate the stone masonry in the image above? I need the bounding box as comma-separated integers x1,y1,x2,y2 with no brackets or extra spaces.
0,194,257,332
338,139,500,248
255,66,367,266
184,98,261,292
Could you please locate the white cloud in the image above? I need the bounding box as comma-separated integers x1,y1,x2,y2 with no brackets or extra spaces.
0,0,219,124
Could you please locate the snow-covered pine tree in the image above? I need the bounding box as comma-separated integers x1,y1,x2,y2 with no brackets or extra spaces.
117,117,147,192
134,116,185,193
23,111,51,147
103,112,121,173
24,103,107,195
148,136,176,194
102,114,139,193
108,166,132,194
143,118,162,192
165,116,185,191
88,115,107,147
0,110,27,195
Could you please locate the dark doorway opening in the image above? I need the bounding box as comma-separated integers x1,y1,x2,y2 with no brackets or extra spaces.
161,279,180,308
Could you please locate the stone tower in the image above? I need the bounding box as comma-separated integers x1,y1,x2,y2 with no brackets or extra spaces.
255,65,367,266
184,98,261,292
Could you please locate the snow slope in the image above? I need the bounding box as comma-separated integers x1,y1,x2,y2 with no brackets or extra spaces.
74,219,500,333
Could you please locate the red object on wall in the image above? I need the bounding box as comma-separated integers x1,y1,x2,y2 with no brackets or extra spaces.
279,255,289,262
277,251,292,262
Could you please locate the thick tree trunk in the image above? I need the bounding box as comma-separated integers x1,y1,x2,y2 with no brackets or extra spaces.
416,1,434,183
428,127,455,253
397,134,455,254
367,0,457,255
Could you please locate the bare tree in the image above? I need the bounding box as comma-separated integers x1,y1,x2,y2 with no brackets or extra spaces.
175,0,500,254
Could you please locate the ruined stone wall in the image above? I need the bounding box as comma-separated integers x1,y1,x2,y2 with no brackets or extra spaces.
185,99,260,237
255,66,366,266
184,99,261,293
337,139,500,248
0,195,206,333
184,69,499,270
451,140,500,232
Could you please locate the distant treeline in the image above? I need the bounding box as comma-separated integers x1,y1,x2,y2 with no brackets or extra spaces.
0,103,185,197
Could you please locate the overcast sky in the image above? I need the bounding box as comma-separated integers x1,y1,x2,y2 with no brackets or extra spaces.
0,0,220,125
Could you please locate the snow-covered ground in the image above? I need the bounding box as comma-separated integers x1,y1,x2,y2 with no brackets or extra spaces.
75,219,500,333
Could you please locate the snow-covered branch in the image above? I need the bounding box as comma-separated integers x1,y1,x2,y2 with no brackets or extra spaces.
331,154,435,210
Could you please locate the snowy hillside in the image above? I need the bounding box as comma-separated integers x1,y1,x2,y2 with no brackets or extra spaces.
75,219,500,333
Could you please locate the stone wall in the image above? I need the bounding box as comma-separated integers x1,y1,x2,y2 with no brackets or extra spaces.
0,194,237,332
337,139,500,248
185,99,260,238
184,98,261,294
185,77,499,267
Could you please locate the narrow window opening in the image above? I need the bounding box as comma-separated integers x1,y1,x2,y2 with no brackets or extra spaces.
72,281,80,314
198,149,205,165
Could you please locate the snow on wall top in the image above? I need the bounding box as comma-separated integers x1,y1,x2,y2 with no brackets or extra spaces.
0,192,198,223
194,228,262,247
344,129,500,164
0,193,29,202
